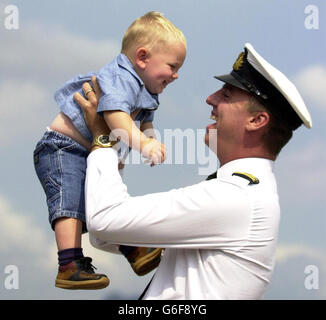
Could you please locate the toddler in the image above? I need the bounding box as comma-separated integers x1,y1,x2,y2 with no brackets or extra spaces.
33,11,186,290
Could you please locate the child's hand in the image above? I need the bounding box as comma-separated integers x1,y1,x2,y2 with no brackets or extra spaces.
141,138,166,166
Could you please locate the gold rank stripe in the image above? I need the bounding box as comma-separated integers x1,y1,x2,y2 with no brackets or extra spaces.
232,171,260,185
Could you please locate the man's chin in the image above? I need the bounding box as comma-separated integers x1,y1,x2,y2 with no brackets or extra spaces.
204,124,218,153
206,123,216,132
204,135,216,150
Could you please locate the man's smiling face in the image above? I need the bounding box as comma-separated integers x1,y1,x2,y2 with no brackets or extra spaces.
204,84,253,157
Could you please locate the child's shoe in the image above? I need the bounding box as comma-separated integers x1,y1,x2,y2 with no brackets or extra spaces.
124,247,163,276
55,257,109,290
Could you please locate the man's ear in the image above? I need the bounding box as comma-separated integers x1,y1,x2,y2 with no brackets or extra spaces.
246,111,270,131
135,47,150,69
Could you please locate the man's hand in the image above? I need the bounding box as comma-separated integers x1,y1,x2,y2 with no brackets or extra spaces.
73,76,110,138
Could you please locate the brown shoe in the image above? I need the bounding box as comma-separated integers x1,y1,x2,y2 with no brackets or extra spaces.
126,248,163,276
55,257,109,290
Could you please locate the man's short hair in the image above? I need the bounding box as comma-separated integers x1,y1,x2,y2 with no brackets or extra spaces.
121,11,186,56
247,96,293,156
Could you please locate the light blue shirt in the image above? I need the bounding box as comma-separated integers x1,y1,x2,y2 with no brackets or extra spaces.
54,54,159,142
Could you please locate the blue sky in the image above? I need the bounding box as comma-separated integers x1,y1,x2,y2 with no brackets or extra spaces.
0,0,325,300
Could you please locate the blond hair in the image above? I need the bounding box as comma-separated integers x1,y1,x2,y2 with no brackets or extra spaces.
121,11,186,57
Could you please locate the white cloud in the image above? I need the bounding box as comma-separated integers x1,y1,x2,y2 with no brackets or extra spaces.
0,80,48,118
0,194,55,269
0,80,52,145
275,244,326,264
266,243,326,299
275,139,326,203
1,23,120,84
293,65,326,111
0,194,151,299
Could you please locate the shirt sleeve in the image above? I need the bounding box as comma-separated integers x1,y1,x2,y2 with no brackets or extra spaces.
85,148,252,249
96,71,139,115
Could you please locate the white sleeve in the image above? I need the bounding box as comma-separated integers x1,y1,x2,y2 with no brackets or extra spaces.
85,148,251,249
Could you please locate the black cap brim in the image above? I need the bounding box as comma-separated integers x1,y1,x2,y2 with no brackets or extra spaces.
214,74,249,92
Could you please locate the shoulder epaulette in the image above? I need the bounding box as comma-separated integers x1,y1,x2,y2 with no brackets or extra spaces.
232,171,259,185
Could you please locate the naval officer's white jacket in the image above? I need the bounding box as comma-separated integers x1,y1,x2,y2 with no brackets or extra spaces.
85,148,280,300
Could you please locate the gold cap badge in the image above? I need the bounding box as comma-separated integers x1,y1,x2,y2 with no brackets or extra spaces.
233,52,245,71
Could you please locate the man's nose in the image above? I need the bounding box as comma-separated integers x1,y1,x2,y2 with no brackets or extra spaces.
206,90,220,106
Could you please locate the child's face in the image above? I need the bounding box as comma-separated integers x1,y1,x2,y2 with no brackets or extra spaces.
140,41,186,94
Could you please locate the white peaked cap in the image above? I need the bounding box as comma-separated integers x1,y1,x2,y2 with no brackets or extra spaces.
245,43,312,128
215,43,312,130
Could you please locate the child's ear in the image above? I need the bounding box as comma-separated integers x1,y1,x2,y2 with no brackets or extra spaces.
135,47,150,69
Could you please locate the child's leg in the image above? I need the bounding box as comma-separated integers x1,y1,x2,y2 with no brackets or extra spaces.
55,217,84,267
55,217,82,250
33,129,109,290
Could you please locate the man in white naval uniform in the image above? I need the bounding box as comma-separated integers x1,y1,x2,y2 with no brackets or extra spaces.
74,43,312,299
